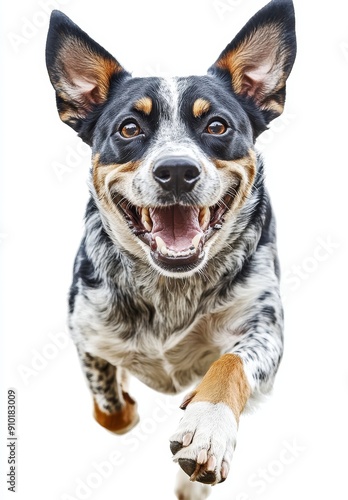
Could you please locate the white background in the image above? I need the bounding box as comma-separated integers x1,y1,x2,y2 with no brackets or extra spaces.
1,0,348,499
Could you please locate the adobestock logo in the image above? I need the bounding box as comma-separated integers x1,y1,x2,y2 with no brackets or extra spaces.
247,439,305,495
52,139,91,182
7,0,73,54
60,455,125,500
340,42,348,64
256,110,296,151
0,233,8,244
17,330,72,385
235,438,306,500
60,396,180,499
212,0,243,20
282,235,339,300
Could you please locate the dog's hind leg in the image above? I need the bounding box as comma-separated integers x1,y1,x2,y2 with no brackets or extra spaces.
76,347,139,434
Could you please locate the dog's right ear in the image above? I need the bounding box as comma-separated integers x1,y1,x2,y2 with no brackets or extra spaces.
46,11,128,132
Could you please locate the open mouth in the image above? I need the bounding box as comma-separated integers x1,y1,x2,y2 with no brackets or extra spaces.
115,194,235,272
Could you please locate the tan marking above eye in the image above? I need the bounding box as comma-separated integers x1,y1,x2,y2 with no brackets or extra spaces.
134,96,153,115
193,98,211,118
207,120,227,135
120,122,142,138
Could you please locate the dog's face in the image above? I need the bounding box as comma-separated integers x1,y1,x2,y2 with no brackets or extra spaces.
91,75,257,276
46,0,296,277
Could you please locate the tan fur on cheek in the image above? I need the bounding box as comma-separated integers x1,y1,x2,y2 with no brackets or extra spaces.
92,153,114,202
91,154,149,261
215,149,256,210
92,153,140,208
186,354,251,422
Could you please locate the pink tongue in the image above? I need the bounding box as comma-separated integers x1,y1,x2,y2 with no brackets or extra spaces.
149,206,202,252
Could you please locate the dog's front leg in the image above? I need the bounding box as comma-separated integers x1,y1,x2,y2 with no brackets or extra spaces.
170,354,248,487
170,313,283,486
76,347,139,434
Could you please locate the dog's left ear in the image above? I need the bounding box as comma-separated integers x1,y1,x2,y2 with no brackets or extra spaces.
209,0,296,123
46,11,128,133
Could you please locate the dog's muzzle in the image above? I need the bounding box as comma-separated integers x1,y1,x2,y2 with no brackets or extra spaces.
113,157,239,274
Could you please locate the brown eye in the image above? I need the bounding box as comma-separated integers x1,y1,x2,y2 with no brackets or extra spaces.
120,122,142,138
206,120,227,135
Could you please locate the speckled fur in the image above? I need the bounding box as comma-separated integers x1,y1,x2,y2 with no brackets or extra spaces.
46,0,296,494
69,171,283,400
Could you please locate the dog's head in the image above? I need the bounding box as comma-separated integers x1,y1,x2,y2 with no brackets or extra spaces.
46,0,296,277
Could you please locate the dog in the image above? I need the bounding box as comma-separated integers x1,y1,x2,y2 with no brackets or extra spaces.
46,1,296,497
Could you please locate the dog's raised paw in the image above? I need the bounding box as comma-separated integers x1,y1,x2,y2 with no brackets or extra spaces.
170,401,237,485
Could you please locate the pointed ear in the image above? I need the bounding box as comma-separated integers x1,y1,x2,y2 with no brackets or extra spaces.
46,11,128,131
209,0,296,122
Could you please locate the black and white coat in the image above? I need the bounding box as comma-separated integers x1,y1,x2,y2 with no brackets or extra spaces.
46,0,296,496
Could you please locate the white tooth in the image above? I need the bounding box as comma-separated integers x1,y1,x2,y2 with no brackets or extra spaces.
155,236,165,248
143,220,152,232
155,236,168,256
141,208,152,231
199,207,210,229
160,245,168,256
192,234,201,251
168,250,176,257
199,206,207,220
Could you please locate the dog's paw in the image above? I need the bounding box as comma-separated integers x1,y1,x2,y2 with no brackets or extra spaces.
170,401,237,485
93,392,139,434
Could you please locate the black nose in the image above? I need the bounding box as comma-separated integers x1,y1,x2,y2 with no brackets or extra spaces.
153,156,201,195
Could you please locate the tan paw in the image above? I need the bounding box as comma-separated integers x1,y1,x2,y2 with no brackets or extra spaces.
94,392,139,434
